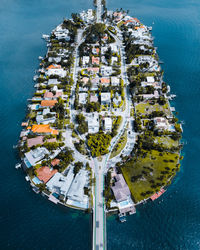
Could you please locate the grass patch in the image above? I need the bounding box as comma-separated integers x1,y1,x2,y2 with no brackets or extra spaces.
110,130,127,159
121,150,180,202
135,102,171,117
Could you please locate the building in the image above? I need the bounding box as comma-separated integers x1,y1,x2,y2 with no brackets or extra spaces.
79,92,87,105
82,56,90,66
104,118,112,132
24,147,50,168
111,56,118,65
111,174,135,214
46,169,74,198
111,77,120,86
48,79,60,85
41,100,57,108
87,113,99,133
90,93,98,103
92,56,100,65
101,66,112,76
154,117,169,130
101,92,111,105
67,169,89,208
36,166,58,183
36,114,56,125
31,124,58,135
101,78,110,85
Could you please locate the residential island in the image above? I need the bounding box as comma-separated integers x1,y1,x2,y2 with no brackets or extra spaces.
17,0,183,239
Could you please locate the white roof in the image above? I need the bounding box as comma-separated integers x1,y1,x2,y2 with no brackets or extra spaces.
46,169,74,197
47,68,66,78
79,92,87,104
24,147,50,167
146,76,155,83
101,92,111,103
67,169,88,202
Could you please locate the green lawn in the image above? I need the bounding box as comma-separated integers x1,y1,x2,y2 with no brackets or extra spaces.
110,131,127,159
155,136,179,148
135,102,171,117
121,150,180,202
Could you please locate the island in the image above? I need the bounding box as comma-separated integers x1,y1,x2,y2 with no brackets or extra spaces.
17,0,183,248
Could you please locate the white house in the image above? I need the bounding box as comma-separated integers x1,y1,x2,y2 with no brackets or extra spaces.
104,118,112,132
111,77,120,86
101,92,111,105
87,113,99,133
82,56,90,66
47,68,66,78
24,147,50,168
79,92,87,105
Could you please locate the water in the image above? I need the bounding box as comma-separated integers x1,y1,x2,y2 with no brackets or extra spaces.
0,0,200,249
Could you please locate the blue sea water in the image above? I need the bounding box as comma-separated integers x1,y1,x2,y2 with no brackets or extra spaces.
0,0,200,249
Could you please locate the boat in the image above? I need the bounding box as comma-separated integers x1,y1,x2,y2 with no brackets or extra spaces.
25,176,30,181
38,56,43,60
33,75,38,81
15,163,21,169
42,34,50,40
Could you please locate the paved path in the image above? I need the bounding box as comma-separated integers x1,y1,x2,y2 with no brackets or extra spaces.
96,0,102,23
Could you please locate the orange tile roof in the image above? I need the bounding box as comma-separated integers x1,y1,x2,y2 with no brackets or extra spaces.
101,78,110,84
36,166,57,183
51,158,60,166
47,64,61,70
41,100,57,107
92,56,100,65
32,125,58,135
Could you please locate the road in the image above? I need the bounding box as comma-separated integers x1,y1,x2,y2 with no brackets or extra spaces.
96,0,102,23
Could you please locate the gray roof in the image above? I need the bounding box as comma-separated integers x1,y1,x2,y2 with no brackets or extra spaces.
111,174,131,202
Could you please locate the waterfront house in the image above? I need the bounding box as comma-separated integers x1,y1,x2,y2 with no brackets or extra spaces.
27,136,44,148
31,124,58,135
36,166,58,183
41,100,57,108
24,147,50,168
154,117,169,130
67,169,89,208
48,79,60,85
46,169,74,198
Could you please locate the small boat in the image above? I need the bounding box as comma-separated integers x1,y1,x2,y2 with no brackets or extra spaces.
38,56,43,60
33,75,38,81
25,176,30,181
42,34,49,40
15,163,21,169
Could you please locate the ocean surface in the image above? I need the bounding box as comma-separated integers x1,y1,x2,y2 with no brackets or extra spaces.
0,0,200,249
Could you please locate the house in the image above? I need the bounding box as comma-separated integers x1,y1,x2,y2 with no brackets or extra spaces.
92,47,100,55
67,169,89,204
36,166,58,183
47,65,66,78
111,77,120,86
147,76,155,83
53,25,70,41
27,136,44,148
46,169,74,198
92,56,100,65
111,56,118,65
87,67,99,74
112,174,131,202
79,92,87,105
104,118,112,132
101,92,111,105
48,79,60,85
101,46,108,55
101,78,110,85
44,91,62,99
36,114,56,125
41,100,57,108
51,158,60,167
82,56,90,66
82,77,89,85
24,147,50,168
31,124,58,135
90,93,98,103
101,66,112,76
91,78,99,90
110,44,118,53
154,117,169,130
88,113,99,133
